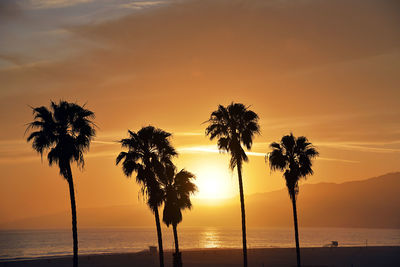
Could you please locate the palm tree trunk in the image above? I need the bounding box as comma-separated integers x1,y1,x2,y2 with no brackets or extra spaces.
66,164,78,267
173,224,179,254
172,224,182,267
237,164,248,267
154,208,164,267
291,195,301,267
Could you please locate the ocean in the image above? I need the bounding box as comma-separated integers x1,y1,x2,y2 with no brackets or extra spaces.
1,227,399,261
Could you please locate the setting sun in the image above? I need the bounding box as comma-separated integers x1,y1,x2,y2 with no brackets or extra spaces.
193,163,236,200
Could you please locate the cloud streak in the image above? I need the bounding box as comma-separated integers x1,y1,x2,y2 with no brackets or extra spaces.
1,136,398,165
29,0,95,9
177,145,360,164
119,1,166,10
315,141,400,153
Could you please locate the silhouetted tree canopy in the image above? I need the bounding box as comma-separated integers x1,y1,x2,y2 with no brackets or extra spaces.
26,100,96,179
162,165,197,227
205,102,260,170
116,126,177,210
268,133,319,199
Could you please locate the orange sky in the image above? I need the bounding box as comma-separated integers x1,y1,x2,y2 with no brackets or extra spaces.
0,0,399,225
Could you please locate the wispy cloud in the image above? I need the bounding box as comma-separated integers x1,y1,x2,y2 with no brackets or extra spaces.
316,157,360,164
27,0,166,10
174,132,203,136
92,140,118,145
260,110,400,131
254,140,400,154
85,151,117,159
178,146,266,157
29,0,94,9
119,1,166,10
177,145,359,164
315,141,400,153
3,136,398,165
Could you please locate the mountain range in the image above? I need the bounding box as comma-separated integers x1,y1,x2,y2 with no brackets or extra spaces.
1,172,399,229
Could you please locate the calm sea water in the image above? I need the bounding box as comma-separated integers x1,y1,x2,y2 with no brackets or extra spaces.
1,227,399,260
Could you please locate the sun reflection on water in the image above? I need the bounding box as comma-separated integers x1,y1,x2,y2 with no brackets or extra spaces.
200,227,221,248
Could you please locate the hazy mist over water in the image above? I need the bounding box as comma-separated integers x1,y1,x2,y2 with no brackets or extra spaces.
1,227,399,260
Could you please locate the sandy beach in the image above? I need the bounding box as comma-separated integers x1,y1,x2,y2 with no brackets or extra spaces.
1,246,399,267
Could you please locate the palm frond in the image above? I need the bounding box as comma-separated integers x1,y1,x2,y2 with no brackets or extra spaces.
217,137,230,151
281,134,296,154
26,100,96,177
269,142,281,150
116,126,178,212
268,149,287,171
206,102,259,170
229,154,240,170
162,167,196,227
268,133,319,199
305,147,319,158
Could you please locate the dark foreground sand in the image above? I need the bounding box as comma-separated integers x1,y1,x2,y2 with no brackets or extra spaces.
1,247,399,267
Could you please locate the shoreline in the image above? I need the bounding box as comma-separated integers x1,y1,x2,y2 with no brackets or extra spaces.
1,246,399,266
2,245,400,262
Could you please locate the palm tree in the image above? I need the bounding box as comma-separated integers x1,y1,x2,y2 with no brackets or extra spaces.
116,126,177,267
205,102,260,267
26,100,96,267
162,165,197,267
268,133,319,267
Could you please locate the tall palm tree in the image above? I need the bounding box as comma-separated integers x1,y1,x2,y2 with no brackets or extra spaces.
116,126,177,267
162,165,197,267
26,100,96,267
268,133,319,267
205,102,260,267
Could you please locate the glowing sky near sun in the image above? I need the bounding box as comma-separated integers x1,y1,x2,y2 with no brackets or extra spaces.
0,0,399,226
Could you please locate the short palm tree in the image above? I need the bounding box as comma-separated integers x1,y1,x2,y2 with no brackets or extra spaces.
268,133,319,267
205,102,260,267
26,100,96,267
116,126,177,267
162,165,197,267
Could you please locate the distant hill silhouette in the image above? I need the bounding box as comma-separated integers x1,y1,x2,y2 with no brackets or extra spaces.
1,172,399,229
245,172,400,229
